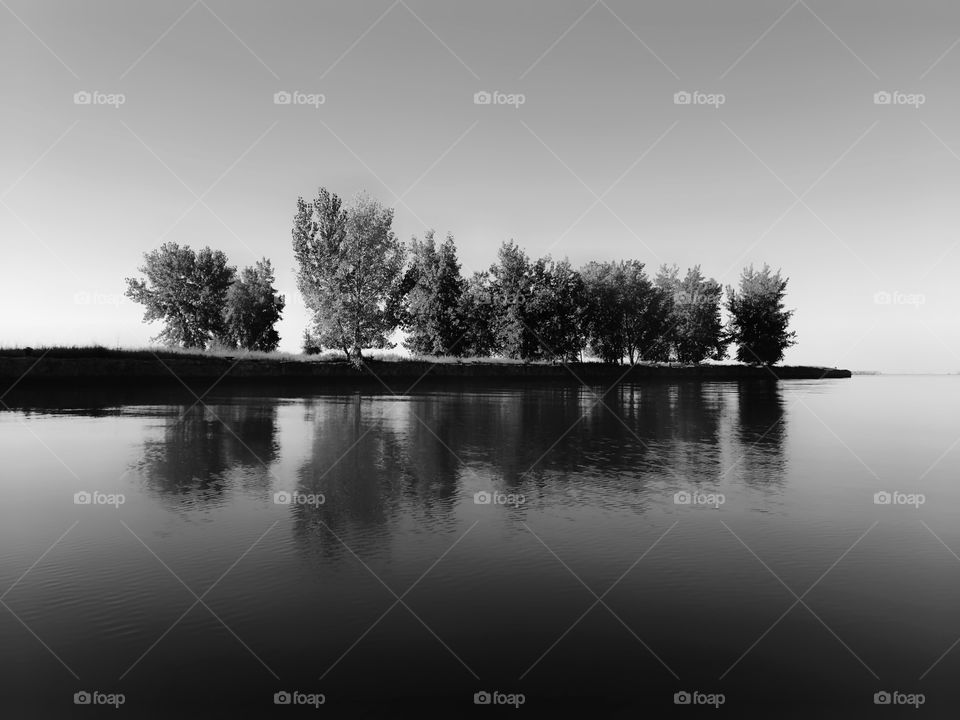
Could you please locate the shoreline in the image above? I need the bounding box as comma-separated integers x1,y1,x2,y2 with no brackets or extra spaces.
0,353,852,388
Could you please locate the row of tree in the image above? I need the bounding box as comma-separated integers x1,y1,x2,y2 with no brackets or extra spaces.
293,188,797,365
125,245,285,352
124,187,797,365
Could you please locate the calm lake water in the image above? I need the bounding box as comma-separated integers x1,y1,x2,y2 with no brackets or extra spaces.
2,376,959,717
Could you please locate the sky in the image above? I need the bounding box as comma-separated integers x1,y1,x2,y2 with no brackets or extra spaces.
2,0,959,372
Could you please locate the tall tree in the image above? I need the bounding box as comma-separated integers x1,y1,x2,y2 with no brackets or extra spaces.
432,235,468,354
221,259,285,352
526,256,586,361
653,263,681,359
395,231,467,356
486,243,588,361
725,264,797,365
488,240,534,359
125,242,235,349
292,189,403,361
656,264,728,363
292,188,346,354
456,271,499,357
581,261,624,363
583,260,669,364
631,284,672,363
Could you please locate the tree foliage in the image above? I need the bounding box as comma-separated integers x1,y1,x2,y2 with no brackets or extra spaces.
581,260,670,364
487,240,533,359
221,259,285,352
393,231,467,356
655,264,728,364
125,242,236,349
302,329,322,355
456,271,499,358
526,256,586,361
483,242,587,361
725,264,797,365
292,189,403,361
284,187,801,366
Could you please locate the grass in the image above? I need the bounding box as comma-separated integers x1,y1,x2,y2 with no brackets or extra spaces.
0,345,850,383
0,345,812,369
0,345,560,364
0,345,312,361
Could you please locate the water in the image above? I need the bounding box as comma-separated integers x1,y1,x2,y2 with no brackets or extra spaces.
1,376,958,717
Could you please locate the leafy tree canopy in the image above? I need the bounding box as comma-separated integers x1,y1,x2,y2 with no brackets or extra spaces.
125,242,235,349
725,264,797,365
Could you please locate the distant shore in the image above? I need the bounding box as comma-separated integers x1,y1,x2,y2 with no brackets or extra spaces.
0,348,851,387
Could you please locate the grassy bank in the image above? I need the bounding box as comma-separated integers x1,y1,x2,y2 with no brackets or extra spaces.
0,346,851,387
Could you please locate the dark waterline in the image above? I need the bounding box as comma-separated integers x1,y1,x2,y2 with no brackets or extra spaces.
1,377,958,717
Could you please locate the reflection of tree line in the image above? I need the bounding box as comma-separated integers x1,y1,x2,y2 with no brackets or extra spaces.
136,402,280,507
733,380,788,487
294,396,405,552
135,382,786,518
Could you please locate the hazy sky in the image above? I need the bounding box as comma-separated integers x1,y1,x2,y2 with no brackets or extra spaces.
2,0,959,371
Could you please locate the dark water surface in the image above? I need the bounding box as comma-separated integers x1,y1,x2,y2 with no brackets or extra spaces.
2,376,959,717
